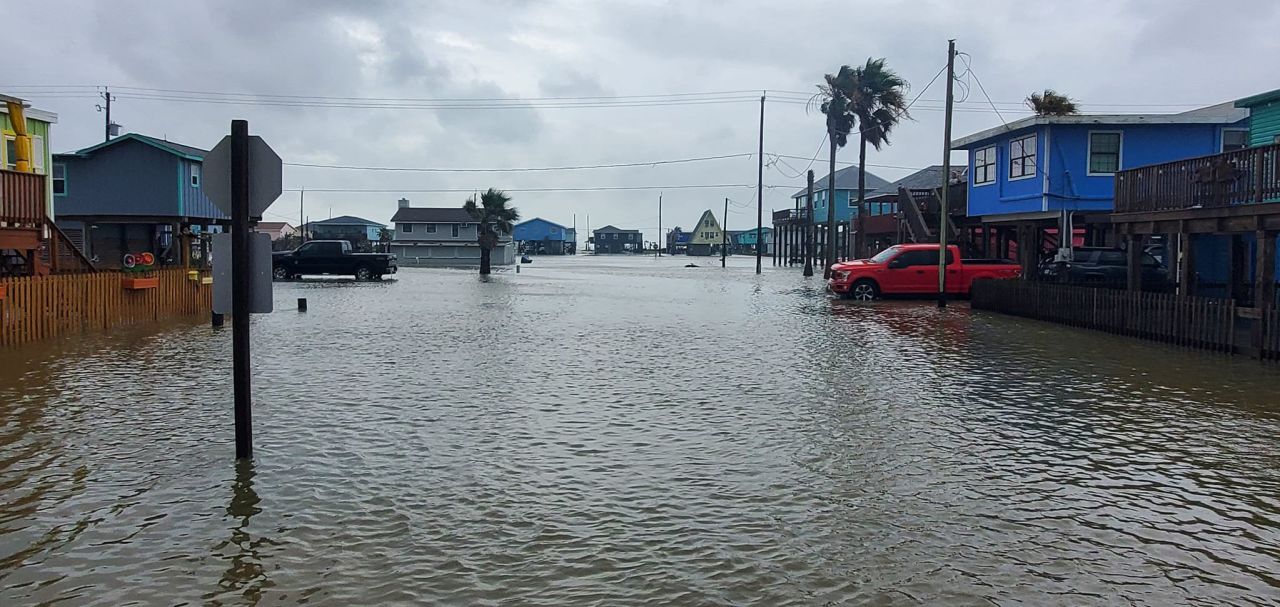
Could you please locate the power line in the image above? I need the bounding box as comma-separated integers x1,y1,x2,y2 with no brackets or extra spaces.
284,153,753,172
284,183,792,193
958,53,1010,129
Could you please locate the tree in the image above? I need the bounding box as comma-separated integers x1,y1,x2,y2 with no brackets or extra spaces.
811,66,857,278
377,227,394,253
463,188,520,275
847,58,910,258
1026,89,1078,116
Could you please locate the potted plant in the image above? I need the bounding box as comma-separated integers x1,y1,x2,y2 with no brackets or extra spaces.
121,252,159,290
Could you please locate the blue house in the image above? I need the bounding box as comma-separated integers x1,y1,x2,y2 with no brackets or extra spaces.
53,133,226,269
512,217,576,254
952,104,1249,269
793,164,893,225
732,226,773,254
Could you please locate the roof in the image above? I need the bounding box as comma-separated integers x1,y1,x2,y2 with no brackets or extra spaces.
0,95,58,123
791,164,893,198
58,133,208,161
310,215,386,227
1236,89,1280,108
951,104,1250,149
257,221,292,230
593,225,641,234
890,165,948,190
515,217,570,230
391,207,474,223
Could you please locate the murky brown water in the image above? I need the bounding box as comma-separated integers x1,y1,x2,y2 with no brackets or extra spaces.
2,255,1279,606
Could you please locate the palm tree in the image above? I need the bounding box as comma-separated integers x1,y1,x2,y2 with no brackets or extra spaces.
1026,89,1078,116
463,188,520,275
811,66,857,278
847,58,910,259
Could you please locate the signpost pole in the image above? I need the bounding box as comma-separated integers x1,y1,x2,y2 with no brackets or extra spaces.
231,120,253,460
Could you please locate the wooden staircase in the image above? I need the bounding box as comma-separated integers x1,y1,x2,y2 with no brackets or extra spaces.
1,168,95,276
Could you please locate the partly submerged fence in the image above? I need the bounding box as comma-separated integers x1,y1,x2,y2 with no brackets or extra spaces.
0,268,212,348
971,279,1280,360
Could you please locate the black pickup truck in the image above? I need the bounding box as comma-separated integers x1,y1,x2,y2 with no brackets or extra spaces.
272,240,397,281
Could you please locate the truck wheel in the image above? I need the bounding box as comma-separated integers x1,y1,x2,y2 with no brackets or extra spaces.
849,279,880,301
354,266,373,281
273,266,291,280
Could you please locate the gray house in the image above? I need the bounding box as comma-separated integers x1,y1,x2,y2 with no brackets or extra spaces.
390,200,514,267
52,133,225,269
592,225,643,254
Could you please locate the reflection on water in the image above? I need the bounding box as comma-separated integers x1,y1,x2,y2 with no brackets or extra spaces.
1,255,1279,605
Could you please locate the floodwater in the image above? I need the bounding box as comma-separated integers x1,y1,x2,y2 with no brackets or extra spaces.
2,255,1279,606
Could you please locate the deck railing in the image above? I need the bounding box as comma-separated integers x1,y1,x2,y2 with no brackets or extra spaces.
1,169,45,228
1115,143,1280,213
772,209,812,223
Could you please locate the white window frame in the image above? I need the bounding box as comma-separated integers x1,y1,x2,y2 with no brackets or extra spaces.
425,223,436,233
1086,130,1124,177
2,135,14,170
451,224,459,238
1221,128,1249,153
191,163,201,187
1008,134,1037,181
973,146,996,186
401,223,413,233
52,162,67,196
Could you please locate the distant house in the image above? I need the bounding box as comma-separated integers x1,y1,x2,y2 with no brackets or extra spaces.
389,201,514,266
686,209,724,256
1235,89,1280,146
256,221,295,241
665,227,691,254
52,133,225,269
304,216,385,244
513,217,576,255
794,165,893,225
733,226,773,254
592,225,642,254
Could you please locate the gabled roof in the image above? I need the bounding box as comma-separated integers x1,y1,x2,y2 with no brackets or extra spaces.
257,221,293,230
58,133,208,161
951,104,1250,149
515,217,570,230
0,95,58,123
791,164,893,198
593,224,641,234
1236,88,1280,109
391,207,473,223
311,215,386,227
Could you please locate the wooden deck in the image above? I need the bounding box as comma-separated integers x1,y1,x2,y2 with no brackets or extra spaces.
1114,142,1280,216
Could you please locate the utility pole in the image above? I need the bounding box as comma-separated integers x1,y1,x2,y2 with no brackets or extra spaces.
722,197,728,267
804,170,815,277
230,120,253,460
96,88,115,142
657,193,663,258
299,187,306,243
756,92,765,274
573,213,577,255
938,39,957,308
825,127,838,279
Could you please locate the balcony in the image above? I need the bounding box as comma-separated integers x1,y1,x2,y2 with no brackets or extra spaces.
1,168,45,229
771,208,812,224
1115,143,1280,214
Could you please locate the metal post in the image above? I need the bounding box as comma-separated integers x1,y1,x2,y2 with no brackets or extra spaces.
231,120,253,460
804,170,815,277
657,194,662,258
299,187,306,243
722,197,728,267
756,93,765,274
938,39,956,308
297,297,308,312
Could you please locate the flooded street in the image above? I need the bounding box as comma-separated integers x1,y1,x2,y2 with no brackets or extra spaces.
2,255,1280,606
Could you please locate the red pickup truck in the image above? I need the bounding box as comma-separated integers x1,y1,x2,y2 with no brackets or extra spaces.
828,243,1021,300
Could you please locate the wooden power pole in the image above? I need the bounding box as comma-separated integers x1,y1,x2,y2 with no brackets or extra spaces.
938,39,956,308
756,93,765,274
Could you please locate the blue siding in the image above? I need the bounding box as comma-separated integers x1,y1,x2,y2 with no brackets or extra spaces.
964,119,1247,218
809,189,855,223
513,218,573,242
53,138,225,221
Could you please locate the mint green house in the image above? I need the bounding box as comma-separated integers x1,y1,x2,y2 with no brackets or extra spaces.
1235,89,1280,147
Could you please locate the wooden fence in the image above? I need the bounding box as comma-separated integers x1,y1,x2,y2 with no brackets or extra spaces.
0,268,212,348
971,279,1280,359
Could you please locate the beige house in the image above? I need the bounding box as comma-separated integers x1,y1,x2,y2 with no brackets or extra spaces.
686,209,723,256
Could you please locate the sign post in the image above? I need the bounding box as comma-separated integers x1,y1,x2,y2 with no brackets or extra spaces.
205,121,283,460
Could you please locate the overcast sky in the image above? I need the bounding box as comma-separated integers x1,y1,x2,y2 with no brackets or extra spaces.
8,0,1278,244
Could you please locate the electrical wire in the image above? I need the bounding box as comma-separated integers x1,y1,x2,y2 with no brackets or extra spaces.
283,184,791,193
284,153,753,173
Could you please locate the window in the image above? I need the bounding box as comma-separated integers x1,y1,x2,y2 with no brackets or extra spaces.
892,249,954,267
402,223,413,233
425,223,436,233
461,223,470,228
451,224,459,238
612,233,618,240
1222,129,1249,152
31,136,45,173
52,163,67,196
3,136,14,170
1009,134,1037,179
1088,132,1122,175
191,163,201,187
973,146,995,185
